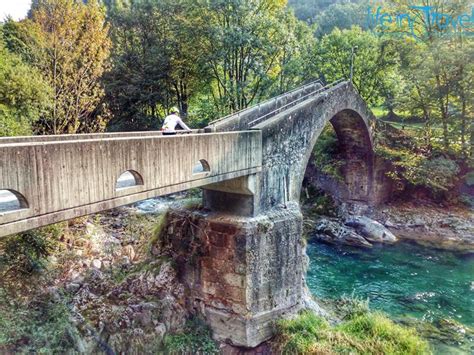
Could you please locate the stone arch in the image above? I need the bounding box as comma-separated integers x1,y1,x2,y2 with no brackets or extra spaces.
252,82,376,211
299,108,374,204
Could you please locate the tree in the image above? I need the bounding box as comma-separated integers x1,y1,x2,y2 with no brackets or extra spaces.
314,1,368,37
0,36,52,136
105,0,206,131
21,0,111,134
387,0,474,155
273,10,317,95
198,0,297,113
311,26,400,106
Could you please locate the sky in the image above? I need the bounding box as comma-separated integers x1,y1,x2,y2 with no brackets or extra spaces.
0,0,31,21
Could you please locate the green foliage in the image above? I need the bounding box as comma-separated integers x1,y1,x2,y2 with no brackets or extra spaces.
274,310,430,355
164,318,219,354
314,1,368,36
377,143,460,194
0,224,65,276
190,0,311,114
11,0,112,134
302,186,338,218
147,211,170,255
0,34,52,136
311,26,400,106
288,0,339,23
312,124,344,181
105,0,204,130
333,293,370,320
0,290,80,353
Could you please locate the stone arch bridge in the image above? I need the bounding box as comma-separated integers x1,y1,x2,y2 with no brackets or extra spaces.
0,80,378,347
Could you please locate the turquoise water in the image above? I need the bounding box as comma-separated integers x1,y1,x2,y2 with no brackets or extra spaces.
306,241,474,327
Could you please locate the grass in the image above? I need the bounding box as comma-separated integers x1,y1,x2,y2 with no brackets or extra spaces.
274,310,430,355
164,318,219,354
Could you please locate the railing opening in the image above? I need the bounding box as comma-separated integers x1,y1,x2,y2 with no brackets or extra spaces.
192,159,211,175
0,189,28,213
116,170,144,190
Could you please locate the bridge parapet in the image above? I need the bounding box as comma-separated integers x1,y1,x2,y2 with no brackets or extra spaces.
206,79,323,132
0,131,261,237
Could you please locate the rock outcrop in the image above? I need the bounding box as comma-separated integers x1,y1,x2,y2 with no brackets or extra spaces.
368,204,474,252
314,217,372,248
312,215,398,248
345,216,397,244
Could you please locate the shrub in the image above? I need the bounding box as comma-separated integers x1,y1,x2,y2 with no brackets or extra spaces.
312,125,345,182
0,289,80,353
333,293,370,320
378,145,460,194
0,223,65,276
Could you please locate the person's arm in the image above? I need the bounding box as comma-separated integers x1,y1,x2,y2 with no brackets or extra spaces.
176,117,192,131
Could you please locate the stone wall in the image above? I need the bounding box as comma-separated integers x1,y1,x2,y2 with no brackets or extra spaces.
159,203,304,347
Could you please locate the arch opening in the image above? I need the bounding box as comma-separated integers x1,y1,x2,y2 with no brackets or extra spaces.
0,189,29,213
302,109,373,206
192,159,211,175
116,170,144,190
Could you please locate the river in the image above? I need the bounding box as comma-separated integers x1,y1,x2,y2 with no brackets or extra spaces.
306,240,474,352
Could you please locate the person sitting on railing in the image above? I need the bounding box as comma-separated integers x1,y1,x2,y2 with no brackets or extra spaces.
161,107,192,135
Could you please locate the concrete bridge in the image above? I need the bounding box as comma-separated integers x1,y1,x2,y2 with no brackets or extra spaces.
0,80,377,347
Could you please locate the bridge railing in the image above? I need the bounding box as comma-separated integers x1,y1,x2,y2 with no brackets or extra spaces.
0,129,204,144
0,130,261,238
206,79,324,132
248,79,346,127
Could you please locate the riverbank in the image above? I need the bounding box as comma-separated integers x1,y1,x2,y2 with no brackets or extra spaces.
1,195,472,353
367,202,474,252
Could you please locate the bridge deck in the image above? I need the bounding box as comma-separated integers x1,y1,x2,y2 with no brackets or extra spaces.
0,131,261,237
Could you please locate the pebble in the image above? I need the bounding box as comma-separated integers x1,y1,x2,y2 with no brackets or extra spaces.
91,259,102,269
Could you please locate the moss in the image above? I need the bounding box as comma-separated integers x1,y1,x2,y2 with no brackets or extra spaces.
274,310,430,355
0,222,67,277
147,211,169,255
181,198,202,210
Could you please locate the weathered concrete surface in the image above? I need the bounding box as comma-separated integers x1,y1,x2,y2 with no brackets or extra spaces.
0,131,261,237
160,203,304,347
0,130,204,144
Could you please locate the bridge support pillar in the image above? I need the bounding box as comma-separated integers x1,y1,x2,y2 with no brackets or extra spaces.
201,174,260,217
160,202,305,347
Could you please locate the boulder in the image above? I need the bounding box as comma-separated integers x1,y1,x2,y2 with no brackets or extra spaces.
314,218,372,248
345,216,397,243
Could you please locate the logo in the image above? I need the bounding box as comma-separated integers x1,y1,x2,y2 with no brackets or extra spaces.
367,5,473,39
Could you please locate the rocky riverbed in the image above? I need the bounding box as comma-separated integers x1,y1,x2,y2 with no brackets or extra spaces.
306,200,474,253
368,202,474,252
